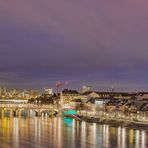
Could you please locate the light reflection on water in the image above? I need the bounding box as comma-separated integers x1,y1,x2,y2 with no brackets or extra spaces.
0,116,147,148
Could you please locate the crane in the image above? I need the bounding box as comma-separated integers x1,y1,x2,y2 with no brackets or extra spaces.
55,81,68,94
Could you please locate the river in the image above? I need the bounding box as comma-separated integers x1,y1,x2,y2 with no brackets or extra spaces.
0,116,147,148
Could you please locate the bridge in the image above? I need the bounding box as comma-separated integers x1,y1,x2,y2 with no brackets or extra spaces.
0,99,61,117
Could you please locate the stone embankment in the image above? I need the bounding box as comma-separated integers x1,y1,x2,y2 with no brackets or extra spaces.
64,114,148,130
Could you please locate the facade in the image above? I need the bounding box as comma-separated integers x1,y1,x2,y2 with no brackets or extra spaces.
61,89,81,103
44,88,53,95
85,92,110,109
136,92,148,112
82,91,140,112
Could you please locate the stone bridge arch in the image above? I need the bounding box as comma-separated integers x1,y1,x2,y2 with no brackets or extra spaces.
0,105,60,117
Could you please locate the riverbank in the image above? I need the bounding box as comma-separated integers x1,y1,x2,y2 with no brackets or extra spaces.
64,114,148,130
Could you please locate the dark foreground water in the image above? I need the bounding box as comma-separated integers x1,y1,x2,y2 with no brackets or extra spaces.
0,117,147,148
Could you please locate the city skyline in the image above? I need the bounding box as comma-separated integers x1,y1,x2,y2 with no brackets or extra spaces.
0,1,148,91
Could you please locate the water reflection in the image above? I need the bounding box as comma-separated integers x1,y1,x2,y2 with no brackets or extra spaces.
0,116,147,148
93,123,96,147
118,127,121,147
141,131,146,148
64,117,73,127
136,130,140,148
81,121,86,148
13,118,19,148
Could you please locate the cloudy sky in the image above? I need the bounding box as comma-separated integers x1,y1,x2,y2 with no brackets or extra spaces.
0,0,148,91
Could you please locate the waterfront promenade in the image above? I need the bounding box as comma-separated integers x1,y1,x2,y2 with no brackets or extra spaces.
75,110,148,130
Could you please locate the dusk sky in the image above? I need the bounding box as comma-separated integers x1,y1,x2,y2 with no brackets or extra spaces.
0,1,148,91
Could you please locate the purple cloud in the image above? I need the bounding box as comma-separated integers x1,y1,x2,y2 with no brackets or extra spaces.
0,0,148,91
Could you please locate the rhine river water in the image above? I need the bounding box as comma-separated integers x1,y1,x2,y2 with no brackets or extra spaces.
0,116,147,148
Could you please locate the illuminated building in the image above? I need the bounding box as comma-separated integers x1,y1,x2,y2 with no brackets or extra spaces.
44,88,53,95
82,85,92,93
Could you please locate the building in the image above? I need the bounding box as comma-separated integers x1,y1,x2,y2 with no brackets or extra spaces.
61,89,81,103
44,88,53,95
82,85,92,93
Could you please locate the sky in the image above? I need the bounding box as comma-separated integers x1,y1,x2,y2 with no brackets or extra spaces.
0,0,148,91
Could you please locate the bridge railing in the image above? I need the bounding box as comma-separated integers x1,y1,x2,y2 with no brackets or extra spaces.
0,104,58,109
